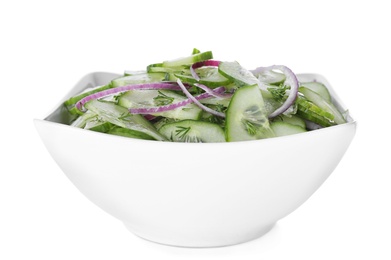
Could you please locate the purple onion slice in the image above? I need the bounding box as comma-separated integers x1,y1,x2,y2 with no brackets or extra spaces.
190,60,221,81
129,87,226,115
252,65,299,118
177,79,226,118
76,82,186,111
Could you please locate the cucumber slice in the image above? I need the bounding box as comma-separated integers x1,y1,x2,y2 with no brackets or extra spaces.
259,89,285,116
270,121,306,137
225,84,274,142
200,96,231,107
200,106,226,128
111,72,167,87
123,70,146,76
218,61,259,87
271,114,306,129
65,72,168,112
153,117,177,131
159,120,225,143
107,126,156,140
147,63,187,73
295,96,336,127
146,63,163,70
300,82,331,102
299,87,345,124
163,51,213,67
84,117,113,133
64,84,112,106
166,73,179,82
85,100,166,141
70,111,97,128
175,67,232,88
118,89,202,120
253,70,286,85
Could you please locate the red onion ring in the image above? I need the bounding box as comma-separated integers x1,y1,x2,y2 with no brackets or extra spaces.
130,92,210,114
143,114,156,121
194,83,232,99
76,82,187,111
177,79,226,118
251,65,299,118
129,87,226,114
190,60,221,81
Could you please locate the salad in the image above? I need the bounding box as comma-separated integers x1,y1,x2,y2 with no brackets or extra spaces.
65,49,347,142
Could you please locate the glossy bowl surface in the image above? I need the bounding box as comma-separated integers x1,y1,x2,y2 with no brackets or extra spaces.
34,72,356,247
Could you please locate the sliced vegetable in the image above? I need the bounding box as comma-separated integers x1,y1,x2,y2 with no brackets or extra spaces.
300,81,331,103
252,65,299,118
190,60,221,81
271,114,306,129
218,61,259,87
75,82,184,111
299,87,345,124
270,121,306,137
163,51,213,67
84,117,112,133
177,79,226,118
107,126,156,140
118,89,203,120
123,70,146,76
147,63,186,74
111,72,167,87
65,84,113,107
65,49,347,142
159,120,225,143
295,96,336,127
175,67,231,87
71,110,98,128
225,84,274,142
252,69,286,85
85,100,167,141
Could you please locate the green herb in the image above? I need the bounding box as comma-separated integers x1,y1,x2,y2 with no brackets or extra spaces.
207,104,226,125
243,120,258,135
173,126,202,142
154,91,175,106
175,126,191,140
113,92,125,102
242,106,267,136
268,85,289,102
187,84,202,95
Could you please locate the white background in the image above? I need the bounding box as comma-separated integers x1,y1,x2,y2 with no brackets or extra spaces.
1,0,390,259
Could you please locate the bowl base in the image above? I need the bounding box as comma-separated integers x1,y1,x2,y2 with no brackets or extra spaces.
123,222,275,248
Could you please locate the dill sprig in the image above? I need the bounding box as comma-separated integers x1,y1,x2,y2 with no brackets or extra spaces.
154,91,175,106
268,84,289,102
175,126,191,140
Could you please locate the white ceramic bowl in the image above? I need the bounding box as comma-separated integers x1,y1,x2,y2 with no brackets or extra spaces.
34,72,356,247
